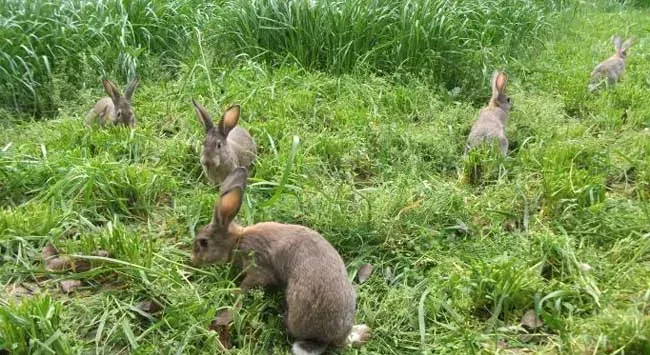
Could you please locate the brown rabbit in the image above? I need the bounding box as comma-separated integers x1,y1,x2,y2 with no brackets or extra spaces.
589,35,634,93
192,100,257,185
465,71,511,156
192,167,370,355
86,78,139,127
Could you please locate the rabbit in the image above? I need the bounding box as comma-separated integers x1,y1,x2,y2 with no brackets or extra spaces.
192,99,257,185
86,77,139,127
465,71,511,156
192,167,371,355
589,35,634,93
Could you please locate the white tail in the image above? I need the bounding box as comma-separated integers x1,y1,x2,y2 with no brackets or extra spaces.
291,341,327,355
347,324,372,347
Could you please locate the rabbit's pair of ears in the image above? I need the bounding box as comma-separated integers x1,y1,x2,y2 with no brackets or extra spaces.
491,71,508,97
211,167,248,230
102,77,139,103
192,99,241,136
613,36,634,53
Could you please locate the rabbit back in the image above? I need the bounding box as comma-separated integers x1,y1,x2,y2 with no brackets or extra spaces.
88,97,115,126
239,222,356,346
467,107,508,155
592,56,625,84
228,126,257,168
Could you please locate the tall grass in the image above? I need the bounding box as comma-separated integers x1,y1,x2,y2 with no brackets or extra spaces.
0,0,210,116
1,0,571,117
220,0,558,93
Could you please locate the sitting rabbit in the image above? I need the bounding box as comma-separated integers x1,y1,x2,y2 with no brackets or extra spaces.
192,100,257,185
465,71,511,156
86,77,139,127
589,35,634,93
192,167,371,355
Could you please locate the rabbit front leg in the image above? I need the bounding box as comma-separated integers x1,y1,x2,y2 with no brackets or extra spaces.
238,266,277,293
499,136,509,157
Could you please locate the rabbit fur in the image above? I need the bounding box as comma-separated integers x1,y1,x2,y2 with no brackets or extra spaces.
192,100,257,185
86,78,139,127
192,168,370,355
465,71,511,156
589,35,633,93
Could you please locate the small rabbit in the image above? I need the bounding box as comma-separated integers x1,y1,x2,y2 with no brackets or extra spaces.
192,167,371,355
192,99,257,185
86,78,139,127
465,71,511,156
589,35,634,93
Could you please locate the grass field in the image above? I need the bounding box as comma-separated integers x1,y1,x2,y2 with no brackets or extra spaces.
1,0,650,354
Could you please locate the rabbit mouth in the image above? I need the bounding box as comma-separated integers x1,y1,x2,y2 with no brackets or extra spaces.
201,155,220,167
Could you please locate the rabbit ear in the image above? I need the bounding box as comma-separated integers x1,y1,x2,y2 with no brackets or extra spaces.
613,35,622,51
124,76,139,101
491,71,507,98
192,99,214,132
621,38,634,51
218,105,240,137
212,167,248,228
496,72,508,93
102,79,121,104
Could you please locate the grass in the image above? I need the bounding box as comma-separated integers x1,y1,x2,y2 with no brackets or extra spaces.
1,0,650,354
0,0,566,116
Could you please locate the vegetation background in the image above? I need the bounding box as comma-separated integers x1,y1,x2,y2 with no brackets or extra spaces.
1,0,649,353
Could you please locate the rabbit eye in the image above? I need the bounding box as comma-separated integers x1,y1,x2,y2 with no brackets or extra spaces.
198,238,209,249
506,97,511,103
216,141,222,149
116,111,122,117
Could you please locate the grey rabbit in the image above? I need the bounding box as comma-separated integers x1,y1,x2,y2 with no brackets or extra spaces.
589,35,634,93
86,78,139,127
192,167,371,355
465,71,511,156
192,99,257,185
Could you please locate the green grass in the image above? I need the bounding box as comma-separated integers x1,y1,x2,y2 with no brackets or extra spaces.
0,0,567,116
2,0,650,354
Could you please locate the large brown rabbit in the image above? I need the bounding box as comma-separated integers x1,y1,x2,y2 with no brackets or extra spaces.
465,71,511,156
86,78,139,127
589,35,634,93
192,167,370,355
192,100,257,185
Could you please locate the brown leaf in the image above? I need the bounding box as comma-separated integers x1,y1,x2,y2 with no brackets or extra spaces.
46,256,91,273
46,256,72,271
93,250,111,258
209,309,234,350
60,280,82,293
357,263,374,284
70,259,92,272
136,300,163,314
4,283,30,300
42,242,59,260
520,309,543,330
211,309,234,327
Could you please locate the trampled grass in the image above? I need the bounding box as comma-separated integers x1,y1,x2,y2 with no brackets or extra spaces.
1,0,650,354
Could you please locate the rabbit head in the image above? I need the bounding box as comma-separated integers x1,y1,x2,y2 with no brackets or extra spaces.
613,35,634,59
102,77,139,127
488,71,511,112
192,167,248,266
192,99,241,167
